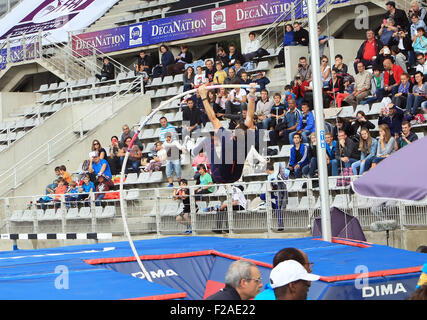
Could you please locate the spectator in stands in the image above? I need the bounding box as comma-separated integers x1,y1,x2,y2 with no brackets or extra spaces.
107,136,121,175
410,13,427,39
391,46,408,72
354,30,383,73
379,18,399,47
224,67,239,84
194,164,213,198
117,137,141,174
407,71,427,115
287,132,308,179
325,132,338,176
91,139,107,160
205,90,223,116
224,105,248,130
409,1,427,20
213,184,247,234
240,71,251,85
391,28,413,64
269,260,320,300
89,150,113,181
194,66,207,87
302,133,319,179
351,128,378,175
269,99,301,146
233,60,245,78
252,71,270,92
408,285,427,300
216,46,230,68
289,102,315,143
213,61,227,84
152,44,174,78
394,120,418,150
51,177,68,209
59,165,72,185
324,69,344,108
243,32,261,61
144,141,166,174
332,54,348,77
203,59,216,84
332,117,355,141
46,166,61,194
293,21,309,46
292,74,309,108
163,132,186,187
65,181,79,208
283,85,296,107
95,174,113,206
167,44,193,76
333,129,360,173
334,76,355,108
183,66,195,92
255,247,314,300
182,98,202,139
351,111,376,134
415,52,427,77
215,87,228,111
371,124,396,165
376,57,405,101
296,56,312,82
159,116,177,142
227,44,245,69
379,102,405,135
269,93,286,130
173,179,192,234
255,89,274,129
344,62,372,107
134,50,153,84
192,150,210,184
96,57,115,82
275,24,295,68
226,82,247,114
361,66,384,105
78,174,95,205
206,260,262,300
392,73,413,108
412,26,427,55
385,1,410,32
120,124,143,150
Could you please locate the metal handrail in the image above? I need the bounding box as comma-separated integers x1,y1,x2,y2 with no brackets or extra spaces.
70,33,132,75
0,76,145,195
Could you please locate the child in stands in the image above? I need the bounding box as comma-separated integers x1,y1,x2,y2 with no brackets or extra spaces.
59,165,72,185
173,179,192,234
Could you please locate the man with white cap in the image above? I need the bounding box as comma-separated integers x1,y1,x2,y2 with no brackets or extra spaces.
269,260,320,300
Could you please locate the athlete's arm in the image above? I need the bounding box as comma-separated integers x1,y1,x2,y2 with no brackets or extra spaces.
198,85,222,131
245,83,257,129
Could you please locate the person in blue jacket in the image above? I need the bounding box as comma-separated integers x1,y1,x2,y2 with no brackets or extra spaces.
153,44,174,78
255,247,313,300
287,132,308,179
289,101,315,143
378,102,404,136
275,24,295,68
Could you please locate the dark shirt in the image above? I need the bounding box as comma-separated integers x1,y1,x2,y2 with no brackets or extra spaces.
176,50,193,64
216,54,230,67
397,131,418,149
378,107,404,135
385,8,410,32
161,50,174,67
101,63,115,80
335,137,360,160
294,28,309,46
332,64,348,76
228,51,244,67
183,106,202,127
205,67,216,83
206,285,241,300
137,54,153,73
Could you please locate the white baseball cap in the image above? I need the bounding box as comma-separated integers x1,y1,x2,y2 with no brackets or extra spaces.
88,151,98,158
269,260,320,289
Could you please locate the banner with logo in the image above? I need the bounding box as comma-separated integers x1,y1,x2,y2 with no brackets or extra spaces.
73,0,314,56
0,0,120,45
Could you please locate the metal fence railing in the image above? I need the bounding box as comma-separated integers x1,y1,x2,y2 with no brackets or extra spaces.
1,177,426,236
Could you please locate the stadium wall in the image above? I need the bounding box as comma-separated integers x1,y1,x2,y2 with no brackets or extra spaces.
0,92,35,120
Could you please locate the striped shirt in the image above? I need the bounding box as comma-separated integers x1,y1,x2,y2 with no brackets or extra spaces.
159,123,177,142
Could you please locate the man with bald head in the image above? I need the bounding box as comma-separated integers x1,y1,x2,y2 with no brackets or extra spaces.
255,247,314,300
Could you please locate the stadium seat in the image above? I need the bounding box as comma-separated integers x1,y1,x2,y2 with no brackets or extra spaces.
149,171,163,183
137,172,150,184
340,106,354,118
147,77,162,88
37,84,49,92
126,189,140,200
21,209,34,222
299,196,316,210
42,209,55,221
162,76,173,86
10,210,23,222
173,74,183,84
286,197,299,210
355,104,370,115
140,128,154,139
79,207,92,219
368,102,383,116
102,206,115,218
66,207,79,219
124,173,138,184
331,194,350,209
154,88,167,98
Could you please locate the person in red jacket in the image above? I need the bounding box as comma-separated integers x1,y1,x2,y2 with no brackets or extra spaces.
377,57,404,101
292,74,309,109
354,30,384,74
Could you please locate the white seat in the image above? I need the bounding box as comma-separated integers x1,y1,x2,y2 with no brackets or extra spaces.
78,207,92,219
162,76,173,86
173,74,183,83
66,207,79,219
289,180,305,192
145,90,156,97
154,88,167,98
165,86,177,97
279,145,292,157
21,210,34,222
126,189,140,200
202,122,214,132
124,173,139,184
252,61,269,72
332,194,350,209
95,206,103,218
286,197,299,210
340,106,354,118
140,128,154,139
38,84,49,92
10,210,23,222
102,206,115,218
147,77,162,87
137,172,150,183
298,196,316,210
54,208,65,220
42,209,55,221
368,102,383,115
355,104,370,115
162,202,179,216
149,171,163,183
245,183,262,194
214,185,227,196
48,83,58,91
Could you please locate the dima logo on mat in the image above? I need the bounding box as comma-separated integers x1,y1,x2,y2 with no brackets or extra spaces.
131,268,178,280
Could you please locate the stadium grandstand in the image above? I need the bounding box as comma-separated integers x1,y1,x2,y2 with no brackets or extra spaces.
0,0,426,268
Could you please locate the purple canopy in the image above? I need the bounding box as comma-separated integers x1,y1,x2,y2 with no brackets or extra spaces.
312,207,366,241
352,136,427,201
